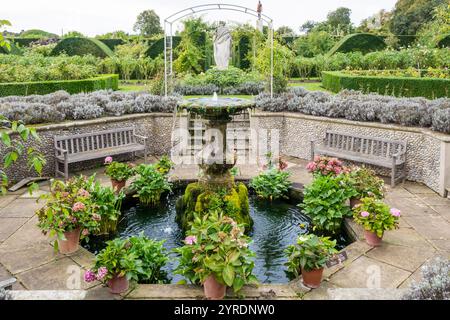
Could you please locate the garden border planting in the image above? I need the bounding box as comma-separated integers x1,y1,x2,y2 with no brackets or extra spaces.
322,71,450,99
0,74,119,97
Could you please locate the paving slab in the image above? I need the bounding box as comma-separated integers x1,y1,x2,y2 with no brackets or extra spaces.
384,187,414,199
302,281,340,300
0,195,17,209
127,284,204,300
0,215,49,249
329,256,411,289
0,198,44,218
0,241,61,274
431,205,450,222
402,183,436,195
84,284,122,300
0,264,24,290
403,215,450,240
19,190,49,199
68,247,95,269
0,218,28,243
384,197,436,217
327,288,409,300
324,241,372,279
382,227,432,249
16,257,97,290
366,243,436,272
416,194,450,206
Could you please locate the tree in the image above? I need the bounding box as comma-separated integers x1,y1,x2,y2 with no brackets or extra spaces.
416,3,450,47
133,10,163,37
293,31,336,57
300,21,318,34
389,0,446,36
62,31,85,38
276,26,295,37
358,10,392,34
0,20,11,51
326,7,352,30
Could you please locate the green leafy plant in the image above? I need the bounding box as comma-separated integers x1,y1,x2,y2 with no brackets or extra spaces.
130,164,172,206
285,234,338,277
173,211,258,293
36,179,101,248
345,167,385,199
353,197,400,237
104,157,135,182
300,174,357,234
0,116,46,195
249,168,292,201
155,155,174,175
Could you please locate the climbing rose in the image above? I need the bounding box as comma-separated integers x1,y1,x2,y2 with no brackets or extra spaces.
104,156,113,164
185,236,197,245
72,202,85,212
96,267,108,281
361,211,370,217
84,270,96,282
390,208,401,217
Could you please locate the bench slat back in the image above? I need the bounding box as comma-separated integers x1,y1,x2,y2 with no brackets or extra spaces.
55,128,136,155
324,131,406,158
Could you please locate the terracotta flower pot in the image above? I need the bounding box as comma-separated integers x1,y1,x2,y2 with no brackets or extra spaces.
350,198,362,209
364,230,383,247
203,275,226,300
57,228,80,254
301,267,324,289
107,275,129,294
111,179,126,192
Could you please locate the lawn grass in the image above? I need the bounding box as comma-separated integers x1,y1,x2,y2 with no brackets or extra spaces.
288,81,331,92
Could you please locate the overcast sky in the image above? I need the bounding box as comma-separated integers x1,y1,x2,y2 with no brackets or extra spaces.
2,0,398,36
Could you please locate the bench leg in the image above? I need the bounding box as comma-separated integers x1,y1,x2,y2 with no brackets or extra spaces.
444,189,448,199
391,156,397,188
55,160,59,178
64,160,69,180
310,140,315,161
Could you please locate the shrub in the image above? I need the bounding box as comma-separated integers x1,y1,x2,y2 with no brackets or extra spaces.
437,34,450,48
322,71,450,99
0,74,119,97
51,37,114,58
255,87,450,134
0,41,22,55
300,174,357,234
403,257,450,300
145,36,181,58
173,211,258,292
345,167,385,199
306,156,350,177
327,33,386,56
104,159,135,182
352,197,400,238
285,234,337,277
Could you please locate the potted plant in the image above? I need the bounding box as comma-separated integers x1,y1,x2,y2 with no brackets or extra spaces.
130,164,172,206
155,155,174,175
353,197,401,246
285,234,338,288
306,156,350,177
84,234,169,294
174,211,258,300
249,168,292,201
104,157,135,192
346,167,385,208
37,179,100,254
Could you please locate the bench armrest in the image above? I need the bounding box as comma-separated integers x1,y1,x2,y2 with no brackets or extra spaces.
134,134,148,142
55,146,68,155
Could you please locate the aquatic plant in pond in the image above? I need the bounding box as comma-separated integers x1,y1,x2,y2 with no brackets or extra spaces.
130,164,172,206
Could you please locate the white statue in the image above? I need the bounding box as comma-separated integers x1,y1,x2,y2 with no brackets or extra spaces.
213,22,232,70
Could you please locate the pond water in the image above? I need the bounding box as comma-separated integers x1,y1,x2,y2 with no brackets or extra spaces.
83,190,348,284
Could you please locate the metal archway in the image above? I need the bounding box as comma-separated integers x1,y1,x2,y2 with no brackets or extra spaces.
164,3,274,97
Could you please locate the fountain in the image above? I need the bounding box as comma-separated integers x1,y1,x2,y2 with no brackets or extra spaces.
175,95,255,231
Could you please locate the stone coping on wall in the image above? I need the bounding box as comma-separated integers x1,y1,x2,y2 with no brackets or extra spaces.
252,111,450,142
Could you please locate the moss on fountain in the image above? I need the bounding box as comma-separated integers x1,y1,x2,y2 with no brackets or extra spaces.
176,182,252,233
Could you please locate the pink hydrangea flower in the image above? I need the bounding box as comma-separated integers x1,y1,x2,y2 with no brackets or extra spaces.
84,270,96,282
361,211,370,217
96,267,108,281
77,189,90,198
185,235,197,245
72,202,85,212
390,208,401,217
306,162,317,172
104,156,113,164
82,229,89,236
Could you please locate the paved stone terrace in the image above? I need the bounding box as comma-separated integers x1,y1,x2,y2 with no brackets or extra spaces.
0,156,449,300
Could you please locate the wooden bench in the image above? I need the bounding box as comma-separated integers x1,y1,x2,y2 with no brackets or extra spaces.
54,127,147,179
445,187,449,198
311,131,407,187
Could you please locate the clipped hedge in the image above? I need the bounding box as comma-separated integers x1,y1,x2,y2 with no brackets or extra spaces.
145,36,181,58
0,42,22,55
99,39,125,50
437,34,450,48
7,38,42,47
328,33,386,56
0,74,119,97
322,71,449,99
51,37,114,58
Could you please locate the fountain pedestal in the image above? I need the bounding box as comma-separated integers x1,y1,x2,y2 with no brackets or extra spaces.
175,97,255,232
